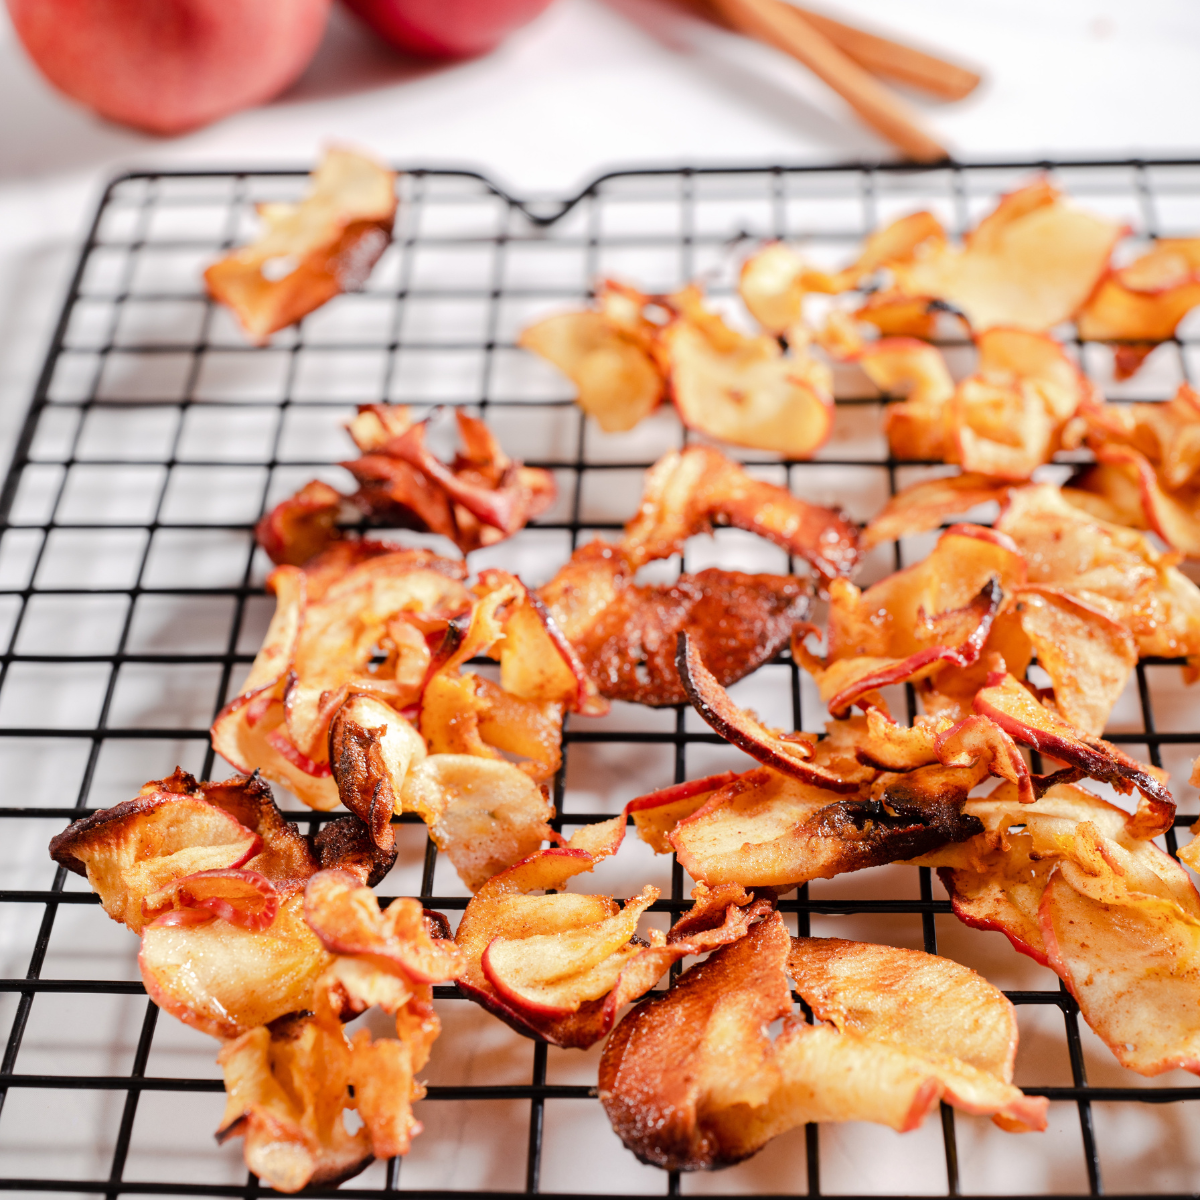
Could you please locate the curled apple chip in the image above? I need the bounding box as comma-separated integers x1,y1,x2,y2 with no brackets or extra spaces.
880,181,1121,333
256,479,344,567
140,892,334,1039
1079,384,1200,492
399,754,556,891
1014,586,1136,736
49,775,262,933
624,772,740,854
540,541,810,707
599,912,1043,1172
621,445,860,582
518,281,665,432
670,758,985,889
144,868,280,932
862,473,1013,549
974,670,1172,813
860,338,956,461
996,482,1200,665
663,286,833,457
205,148,397,345
1077,239,1200,378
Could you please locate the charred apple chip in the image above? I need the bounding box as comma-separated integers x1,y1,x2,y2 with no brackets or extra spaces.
342,408,556,554
860,338,956,461
205,148,397,345
518,281,665,432
663,286,833,457
140,892,334,1039
677,632,860,792
862,473,1013,549
598,913,1043,1172
671,761,985,888
399,755,556,891
541,541,810,707
49,776,262,933
1014,586,1136,736
455,822,769,1048
879,181,1121,333
996,483,1200,664
256,479,344,567
1077,239,1200,378
974,670,1172,811
621,445,860,582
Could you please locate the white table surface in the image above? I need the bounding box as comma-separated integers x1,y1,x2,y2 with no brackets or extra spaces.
2,0,1199,472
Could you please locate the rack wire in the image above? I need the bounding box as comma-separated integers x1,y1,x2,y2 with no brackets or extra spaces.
1,158,1200,1200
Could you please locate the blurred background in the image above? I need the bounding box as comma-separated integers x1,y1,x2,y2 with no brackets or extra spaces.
1,0,1198,472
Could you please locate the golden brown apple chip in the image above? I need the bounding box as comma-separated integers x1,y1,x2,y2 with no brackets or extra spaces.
860,337,956,461
518,281,665,432
862,473,1013,548
664,286,834,456
621,445,860,582
996,483,1200,666
623,772,740,854
205,148,397,344
1077,239,1200,378
598,913,1044,1172
540,541,810,708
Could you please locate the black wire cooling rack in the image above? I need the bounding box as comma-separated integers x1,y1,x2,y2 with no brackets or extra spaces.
2,158,1200,1200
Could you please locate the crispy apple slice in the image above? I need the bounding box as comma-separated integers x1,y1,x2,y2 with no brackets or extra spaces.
140,892,333,1038
303,869,462,984
204,148,396,345
1091,443,1200,559
974,670,1172,812
862,473,1013,549
49,785,261,934
935,714,1033,804
860,338,956,461
143,867,280,932
664,287,833,457
620,444,860,582
481,886,658,1018
671,759,985,888
1015,586,1136,736
399,754,555,892
329,694,426,850
738,241,812,332
599,912,1043,1172
256,479,343,567
624,772,740,854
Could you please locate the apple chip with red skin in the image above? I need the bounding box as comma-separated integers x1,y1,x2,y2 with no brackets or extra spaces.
599,912,1044,1172
874,181,1121,335
995,483,1200,667
455,821,772,1048
624,772,740,854
1077,239,1200,379
518,281,665,432
540,541,810,708
862,473,1014,549
256,479,344,567
49,771,264,934
663,286,834,457
205,149,397,346
860,338,956,462
621,445,860,583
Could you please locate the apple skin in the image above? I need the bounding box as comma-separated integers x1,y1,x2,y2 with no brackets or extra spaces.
340,0,556,59
5,0,332,135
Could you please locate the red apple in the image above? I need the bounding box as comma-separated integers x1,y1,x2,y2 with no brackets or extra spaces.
341,0,555,59
5,0,332,135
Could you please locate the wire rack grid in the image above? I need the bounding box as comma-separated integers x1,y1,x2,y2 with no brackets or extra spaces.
2,157,1200,1200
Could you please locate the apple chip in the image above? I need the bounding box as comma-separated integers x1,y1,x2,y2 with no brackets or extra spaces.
205,148,397,344
399,754,556,891
49,774,262,933
140,892,334,1039
599,913,1044,1172
621,445,860,582
255,479,344,567
1077,239,1200,378
860,338,955,461
540,541,810,707
1014,586,1136,735
518,281,665,432
974,670,1172,812
878,181,1121,333
663,286,833,456
624,772,740,854
862,473,1013,548
996,482,1200,665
